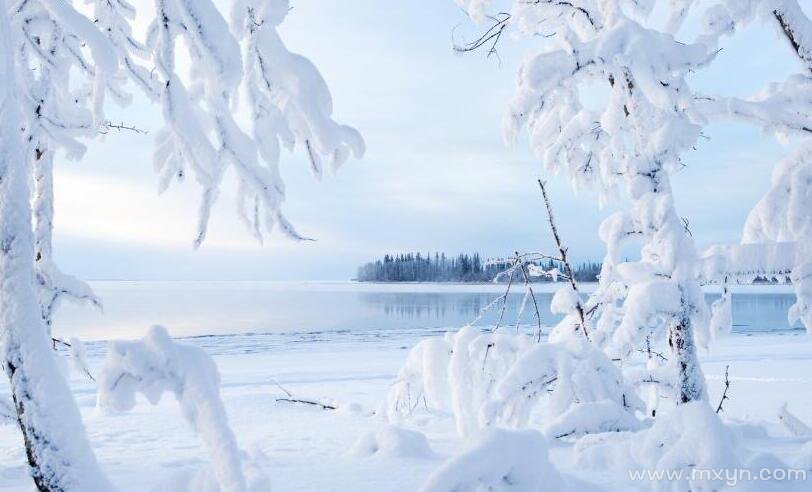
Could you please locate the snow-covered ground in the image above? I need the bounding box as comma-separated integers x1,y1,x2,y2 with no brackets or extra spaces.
1,324,810,491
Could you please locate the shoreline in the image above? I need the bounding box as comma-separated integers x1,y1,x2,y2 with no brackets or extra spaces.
78,279,799,295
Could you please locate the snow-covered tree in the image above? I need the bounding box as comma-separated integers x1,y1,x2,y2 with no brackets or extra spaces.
1,1,118,488
0,0,362,490
141,0,364,246
695,0,812,334
454,0,714,405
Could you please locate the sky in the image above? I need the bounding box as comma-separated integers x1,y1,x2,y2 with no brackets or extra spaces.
53,1,803,281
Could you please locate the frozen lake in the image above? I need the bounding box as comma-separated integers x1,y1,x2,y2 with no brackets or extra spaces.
52,281,803,341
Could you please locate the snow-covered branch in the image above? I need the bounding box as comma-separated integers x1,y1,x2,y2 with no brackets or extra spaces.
98,326,261,492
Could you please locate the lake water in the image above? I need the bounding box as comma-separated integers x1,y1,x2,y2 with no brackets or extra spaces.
52,281,803,342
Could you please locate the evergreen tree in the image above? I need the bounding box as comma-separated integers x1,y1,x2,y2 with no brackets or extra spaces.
356,252,601,283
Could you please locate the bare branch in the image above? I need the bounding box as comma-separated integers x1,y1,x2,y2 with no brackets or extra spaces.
99,120,148,135
715,365,730,414
538,179,589,339
514,252,544,342
275,397,336,411
452,12,511,60
494,267,515,331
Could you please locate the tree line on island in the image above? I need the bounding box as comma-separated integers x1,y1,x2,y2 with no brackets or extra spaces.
356,252,601,283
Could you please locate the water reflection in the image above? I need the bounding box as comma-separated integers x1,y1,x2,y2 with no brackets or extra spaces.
365,291,802,334
53,282,802,340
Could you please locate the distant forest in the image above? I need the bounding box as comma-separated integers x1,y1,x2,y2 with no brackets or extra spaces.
356,252,601,283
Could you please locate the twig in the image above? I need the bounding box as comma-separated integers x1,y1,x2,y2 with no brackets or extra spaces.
515,290,529,333
271,379,335,410
715,365,730,414
642,336,668,362
275,398,336,411
638,348,668,362
514,252,543,342
52,337,70,349
468,294,506,328
494,268,515,330
52,338,96,382
452,12,511,61
538,179,589,339
270,378,294,398
99,120,148,135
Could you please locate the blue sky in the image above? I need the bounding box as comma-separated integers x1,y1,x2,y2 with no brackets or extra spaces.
53,1,801,280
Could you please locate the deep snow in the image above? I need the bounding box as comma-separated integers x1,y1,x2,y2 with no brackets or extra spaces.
1,320,810,491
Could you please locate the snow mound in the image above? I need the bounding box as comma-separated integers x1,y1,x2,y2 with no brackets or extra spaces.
575,402,751,490
351,425,436,459
419,428,567,492
543,399,643,439
634,402,741,492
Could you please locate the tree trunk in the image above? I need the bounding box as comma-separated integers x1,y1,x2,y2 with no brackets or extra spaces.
668,309,705,403
0,5,113,490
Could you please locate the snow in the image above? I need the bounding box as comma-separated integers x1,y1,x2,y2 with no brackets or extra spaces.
419,428,567,492
635,402,740,492
350,425,436,459
467,0,732,409
0,0,808,488
2,308,809,491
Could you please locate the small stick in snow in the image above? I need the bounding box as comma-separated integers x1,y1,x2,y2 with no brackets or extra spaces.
275,398,337,411
715,365,730,414
271,379,336,410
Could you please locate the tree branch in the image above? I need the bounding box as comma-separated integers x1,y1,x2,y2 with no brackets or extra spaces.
715,365,730,414
538,179,589,339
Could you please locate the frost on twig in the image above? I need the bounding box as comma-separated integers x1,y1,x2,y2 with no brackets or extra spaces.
482,180,596,344
53,337,96,382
